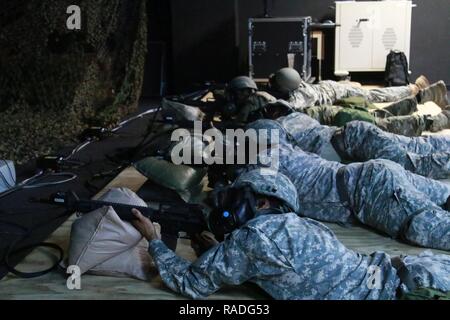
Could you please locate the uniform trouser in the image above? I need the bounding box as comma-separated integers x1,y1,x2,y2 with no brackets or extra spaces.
395,251,450,295
340,121,450,179
317,81,413,104
340,160,450,251
303,105,427,137
374,115,427,137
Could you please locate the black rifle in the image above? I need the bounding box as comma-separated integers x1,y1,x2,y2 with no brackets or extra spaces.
167,82,227,112
31,191,208,238
156,116,246,132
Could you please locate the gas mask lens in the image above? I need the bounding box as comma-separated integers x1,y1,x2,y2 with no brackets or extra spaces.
208,186,255,236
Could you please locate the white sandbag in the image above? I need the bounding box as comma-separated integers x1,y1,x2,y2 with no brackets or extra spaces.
68,188,154,280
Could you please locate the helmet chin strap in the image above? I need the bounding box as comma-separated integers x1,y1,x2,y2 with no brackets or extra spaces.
254,207,285,217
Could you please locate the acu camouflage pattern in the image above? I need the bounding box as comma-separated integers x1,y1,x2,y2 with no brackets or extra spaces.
225,81,428,137
250,138,450,251
374,114,427,137
340,159,450,251
287,79,413,109
254,143,350,224
276,112,340,161
148,213,400,300
292,94,428,137
233,169,300,213
268,112,450,179
429,110,450,132
340,121,450,179
148,213,450,299
0,0,147,164
398,250,450,295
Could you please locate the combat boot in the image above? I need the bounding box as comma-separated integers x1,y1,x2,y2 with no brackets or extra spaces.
415,75,430,90
383,96,418,116
418,81,449,108
428,110,450,132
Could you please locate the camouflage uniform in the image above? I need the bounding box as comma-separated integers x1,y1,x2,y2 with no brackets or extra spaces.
301,104,428,137
340,159,450,250
147,213,450,299
340,120,450,179
241,87,429,136
288,80,413,109
274,112,450,179
253,143,450,251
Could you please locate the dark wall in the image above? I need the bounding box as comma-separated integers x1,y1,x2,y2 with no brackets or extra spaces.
170,0,238,92
410,0,450,83
142,0,172,97
169,0,450,92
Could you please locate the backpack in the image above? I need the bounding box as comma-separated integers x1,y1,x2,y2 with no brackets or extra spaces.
384,50,410,87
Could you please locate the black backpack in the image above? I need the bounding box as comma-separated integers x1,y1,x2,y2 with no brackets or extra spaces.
384,50,410,87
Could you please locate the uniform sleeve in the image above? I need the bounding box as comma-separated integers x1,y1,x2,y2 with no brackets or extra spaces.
148,228,259,299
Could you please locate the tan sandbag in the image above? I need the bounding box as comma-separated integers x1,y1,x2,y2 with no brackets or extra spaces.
67,188,154,280
88,238,155,280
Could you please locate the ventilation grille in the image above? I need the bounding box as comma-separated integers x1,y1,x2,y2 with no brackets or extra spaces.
348,26,364,48
382,28,398,51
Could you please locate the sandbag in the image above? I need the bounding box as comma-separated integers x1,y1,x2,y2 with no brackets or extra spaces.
161,98,205,122
133,157,207,203
68,188,154,280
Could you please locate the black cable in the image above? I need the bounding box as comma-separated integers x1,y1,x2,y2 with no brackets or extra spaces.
0,171,78,200
0,210,71,278
4,242,64,279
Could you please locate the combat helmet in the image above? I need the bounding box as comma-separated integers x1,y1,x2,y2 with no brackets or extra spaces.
228,76,258,92
208,168,299,235
233,168,299,213
270,68,302,94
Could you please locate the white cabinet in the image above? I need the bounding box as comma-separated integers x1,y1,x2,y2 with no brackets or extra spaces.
335,1,413,74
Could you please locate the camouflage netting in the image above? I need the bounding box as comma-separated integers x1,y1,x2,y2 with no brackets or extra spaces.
0,0,147,164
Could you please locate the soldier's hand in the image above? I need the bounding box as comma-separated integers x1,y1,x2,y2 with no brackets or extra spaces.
131,209,161,241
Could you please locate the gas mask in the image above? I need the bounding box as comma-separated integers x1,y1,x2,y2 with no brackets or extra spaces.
208,185,257,236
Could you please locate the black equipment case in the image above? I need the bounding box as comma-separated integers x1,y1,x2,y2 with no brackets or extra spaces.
248,17,312,82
